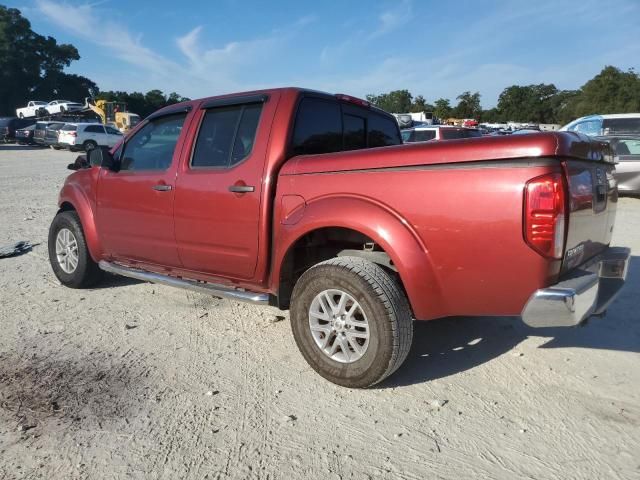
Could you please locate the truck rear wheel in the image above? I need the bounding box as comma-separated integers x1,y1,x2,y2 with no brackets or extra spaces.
290,256,413,388
48,211,103,288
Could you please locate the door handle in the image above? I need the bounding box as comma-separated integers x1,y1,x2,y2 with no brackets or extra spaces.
228,185,255,193
152,184,172,191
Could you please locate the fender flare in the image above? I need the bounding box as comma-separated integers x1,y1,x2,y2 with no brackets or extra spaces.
272,195,446,320
58,183,103,262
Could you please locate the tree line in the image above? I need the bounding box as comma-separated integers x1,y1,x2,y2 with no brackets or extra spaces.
0,6,189,117
366,65,640,124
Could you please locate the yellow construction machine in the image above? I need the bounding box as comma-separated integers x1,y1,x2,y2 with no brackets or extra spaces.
85,98,141,133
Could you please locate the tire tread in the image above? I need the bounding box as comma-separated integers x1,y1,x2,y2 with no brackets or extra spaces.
299,256,413,386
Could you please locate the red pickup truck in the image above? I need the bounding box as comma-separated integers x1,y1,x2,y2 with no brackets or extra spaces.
48,88,630,388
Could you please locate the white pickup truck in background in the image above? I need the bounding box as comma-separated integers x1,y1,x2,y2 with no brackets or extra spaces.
16,101,48,118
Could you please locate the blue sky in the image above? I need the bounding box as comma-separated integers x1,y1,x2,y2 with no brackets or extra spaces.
11,0,640,107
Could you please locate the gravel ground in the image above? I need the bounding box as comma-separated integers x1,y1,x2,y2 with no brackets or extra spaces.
0,144,638,480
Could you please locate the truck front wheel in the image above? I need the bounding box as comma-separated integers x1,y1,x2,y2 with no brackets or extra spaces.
48,211,103,288
290,257,413,388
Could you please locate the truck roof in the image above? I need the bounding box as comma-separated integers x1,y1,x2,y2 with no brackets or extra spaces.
149,87,392,120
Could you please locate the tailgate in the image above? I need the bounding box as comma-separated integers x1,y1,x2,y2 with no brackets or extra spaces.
562,158,617,273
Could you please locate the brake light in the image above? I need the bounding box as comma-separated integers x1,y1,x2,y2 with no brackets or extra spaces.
524,173,566,259
335,94,370,108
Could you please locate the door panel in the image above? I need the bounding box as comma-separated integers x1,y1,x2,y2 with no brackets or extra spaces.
97,111,190,267
174,98,274,280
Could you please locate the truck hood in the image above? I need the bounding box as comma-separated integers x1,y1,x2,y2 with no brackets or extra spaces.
280,132,612,176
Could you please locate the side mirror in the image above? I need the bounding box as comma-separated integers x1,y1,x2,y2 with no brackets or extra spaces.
88,146,118,171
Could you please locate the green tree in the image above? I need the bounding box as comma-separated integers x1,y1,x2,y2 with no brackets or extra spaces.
569,65,640,118
366,89,413,113
0,6,91,115
433,98,452,120
454,91,481,119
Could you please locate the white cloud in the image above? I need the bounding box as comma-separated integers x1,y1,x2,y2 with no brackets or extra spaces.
35,0,177,75
370,0,412,39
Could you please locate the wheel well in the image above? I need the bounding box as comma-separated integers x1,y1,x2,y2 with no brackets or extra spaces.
58,202,75,214
277,227,405,310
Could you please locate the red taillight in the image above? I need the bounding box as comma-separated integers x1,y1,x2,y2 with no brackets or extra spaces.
524,173,566,259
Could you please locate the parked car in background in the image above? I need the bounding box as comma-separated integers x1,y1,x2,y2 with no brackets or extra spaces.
43,122,66,149
16,101,48,118
0,117,36,143
47,87,629,388
401,125,483,142
34,121,55,146
597,135,640,195
15,124,36,145
46,100,85,115
512,129,542,135
561,113,640,136
57,123,123,151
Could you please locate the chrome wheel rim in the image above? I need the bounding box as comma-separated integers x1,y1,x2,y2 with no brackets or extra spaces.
55,228,79,274
308,289,370,363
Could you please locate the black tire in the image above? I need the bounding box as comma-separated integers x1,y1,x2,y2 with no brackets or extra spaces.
290,256,413,388
19,113,24,118
83,140,97,152
60,106,66,113
48,211,103,288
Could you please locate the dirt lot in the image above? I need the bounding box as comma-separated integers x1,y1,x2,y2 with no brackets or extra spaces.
0,144,638,480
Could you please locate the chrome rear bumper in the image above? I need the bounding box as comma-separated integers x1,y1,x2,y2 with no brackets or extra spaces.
521,247,630,328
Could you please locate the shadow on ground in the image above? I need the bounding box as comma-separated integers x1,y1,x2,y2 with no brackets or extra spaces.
0,145,47,151
90,272,144,289
382,255,640,388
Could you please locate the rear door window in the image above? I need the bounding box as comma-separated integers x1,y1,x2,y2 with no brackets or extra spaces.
85,125,104,133
191,103,263,168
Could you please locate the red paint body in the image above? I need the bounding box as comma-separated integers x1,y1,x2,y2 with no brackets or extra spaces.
57,88,617,321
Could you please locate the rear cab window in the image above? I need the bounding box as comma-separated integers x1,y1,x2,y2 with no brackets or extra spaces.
290,94,401,157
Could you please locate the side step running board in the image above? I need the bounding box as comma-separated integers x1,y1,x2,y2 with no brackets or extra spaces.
98,261,269,305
